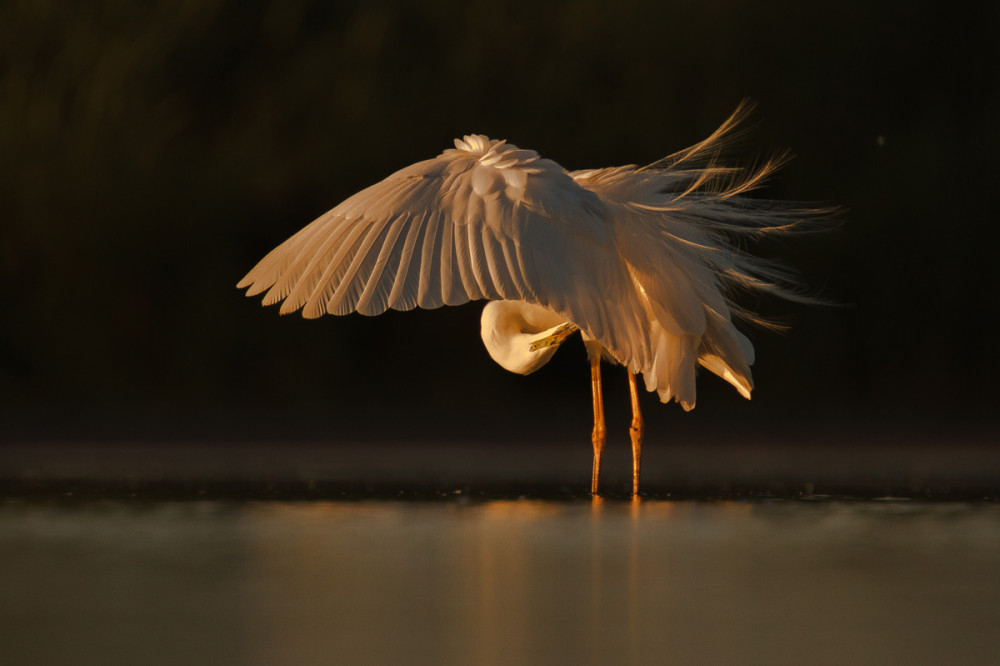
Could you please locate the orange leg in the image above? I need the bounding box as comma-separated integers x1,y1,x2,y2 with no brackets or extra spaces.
590,358,606,495
628,370,644,496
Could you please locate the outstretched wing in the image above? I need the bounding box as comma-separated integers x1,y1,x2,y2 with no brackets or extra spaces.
238,135,652,369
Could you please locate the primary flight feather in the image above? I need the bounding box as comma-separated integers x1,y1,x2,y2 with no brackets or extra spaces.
238,102,827,495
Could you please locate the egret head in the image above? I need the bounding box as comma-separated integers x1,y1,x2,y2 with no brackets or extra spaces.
480,300,577,375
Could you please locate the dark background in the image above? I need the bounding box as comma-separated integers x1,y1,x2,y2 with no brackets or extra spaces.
2,1,996,448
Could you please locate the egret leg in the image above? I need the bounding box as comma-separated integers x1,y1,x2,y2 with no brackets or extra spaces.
590,358,606,495
628,370,644,496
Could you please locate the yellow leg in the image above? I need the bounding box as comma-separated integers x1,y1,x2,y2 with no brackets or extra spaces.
590,358,606,496
628,370,644,496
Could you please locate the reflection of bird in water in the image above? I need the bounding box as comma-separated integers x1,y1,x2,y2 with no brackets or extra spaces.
238,102,828,496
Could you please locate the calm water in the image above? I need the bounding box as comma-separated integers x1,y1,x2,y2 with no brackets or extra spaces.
2,498,999,665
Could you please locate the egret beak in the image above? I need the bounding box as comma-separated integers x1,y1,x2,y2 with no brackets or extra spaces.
528,322,577,351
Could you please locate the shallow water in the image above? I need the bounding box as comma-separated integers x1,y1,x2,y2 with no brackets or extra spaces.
2,498,999,666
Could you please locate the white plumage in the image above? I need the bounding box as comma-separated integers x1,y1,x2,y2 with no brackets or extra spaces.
239,103,825,494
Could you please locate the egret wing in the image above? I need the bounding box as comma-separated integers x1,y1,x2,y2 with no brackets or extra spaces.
238,135,651,369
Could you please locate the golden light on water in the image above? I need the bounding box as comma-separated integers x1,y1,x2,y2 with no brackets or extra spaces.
3,499,1000,664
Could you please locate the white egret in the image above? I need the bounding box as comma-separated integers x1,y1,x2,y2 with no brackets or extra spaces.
238,102,827,496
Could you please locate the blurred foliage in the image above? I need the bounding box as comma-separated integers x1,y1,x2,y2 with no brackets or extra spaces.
1,0,997,441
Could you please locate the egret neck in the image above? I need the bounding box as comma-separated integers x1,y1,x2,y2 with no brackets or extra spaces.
480,300,578,375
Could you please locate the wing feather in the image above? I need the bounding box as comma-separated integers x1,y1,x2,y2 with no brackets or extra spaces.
452,221,483,300
310,216,395,317
417,212,445,308
437,212,465,306
240,211,336,296
252,215,345,302
481,227,516,298
274,217,371,313
355,212,411,315
385,212,427,311
500,236,531,301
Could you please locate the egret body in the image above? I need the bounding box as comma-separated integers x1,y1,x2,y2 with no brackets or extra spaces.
238,103,826,495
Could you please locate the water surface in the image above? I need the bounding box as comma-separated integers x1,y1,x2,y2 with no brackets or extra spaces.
2,498,998,665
